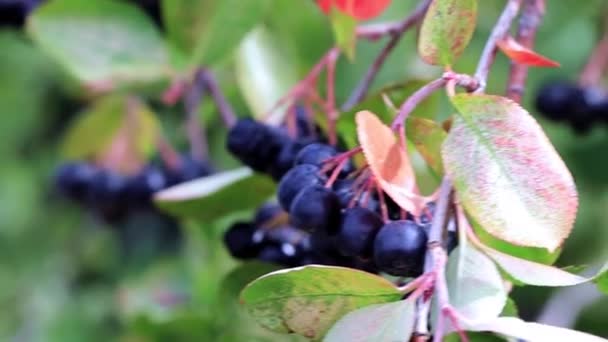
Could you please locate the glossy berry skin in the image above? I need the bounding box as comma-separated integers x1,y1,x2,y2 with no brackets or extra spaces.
167,155,213,185
535,82,585,121
289,185,340,233
223,222,260,259
88,170,131,222
277,164,326,211
127,165,167,207
336,207,384,258
269,139,312,181
373,220,427,277
55,162,99,202
294,143,338,168
226,118,288,173
333,179,355,208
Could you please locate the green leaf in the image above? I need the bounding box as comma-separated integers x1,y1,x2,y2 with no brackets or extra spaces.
28,0,171,86
161,0,214,56
330,9,357,60
418,0,478,66
220,262,281,301
235,26,298,123
61,95,125,159
324,299,415,342
240,265,402,340
501,297,519,317
154,168,275,221
406,117,446,177
446,246,507,321
442,94,578,252
459,316,607,342
594,264,608,294
191,0,271,66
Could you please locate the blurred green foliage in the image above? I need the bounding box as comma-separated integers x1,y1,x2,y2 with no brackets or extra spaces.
0,0,607,340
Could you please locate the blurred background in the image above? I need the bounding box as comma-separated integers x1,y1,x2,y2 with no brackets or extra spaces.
0,0,606,341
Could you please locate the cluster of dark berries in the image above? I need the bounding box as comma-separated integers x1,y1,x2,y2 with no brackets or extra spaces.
225,114,456,276
54,155,212,223
535,81,608,133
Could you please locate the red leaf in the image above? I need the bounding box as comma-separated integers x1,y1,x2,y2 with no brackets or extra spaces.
497,36,560,68
356,110,426,215
317,0,391,20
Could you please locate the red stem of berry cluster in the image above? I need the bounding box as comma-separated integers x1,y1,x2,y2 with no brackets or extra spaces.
198,69,237,128
342,0,433,111
506,0,545,103
185,69,210,162
391,77,447,131
579,22,608,87
474,0,524,93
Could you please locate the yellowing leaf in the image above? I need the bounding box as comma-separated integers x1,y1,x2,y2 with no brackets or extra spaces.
240,265,401,340
355,111,423,214
442,94,578,251
418,0,478,66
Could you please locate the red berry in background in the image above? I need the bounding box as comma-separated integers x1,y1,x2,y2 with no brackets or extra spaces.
317,0,392,20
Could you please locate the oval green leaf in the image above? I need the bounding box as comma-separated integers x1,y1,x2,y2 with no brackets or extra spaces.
240,265,402,340
235,26,298,123
442,94,578,252
28,0,171,86
154,168,275,221
324,298,415,342
418,0,478,66
406,117,446,177
446,246,506,321
191,0,271,66
61,95,125,159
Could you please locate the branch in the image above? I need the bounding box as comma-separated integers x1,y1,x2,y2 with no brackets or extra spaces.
184,69,209,161
342,0,432,111
414,178,454,338
506,0,545,103
199,69,237,128
579,24,608,87
474,0,523,92
391,77,446,131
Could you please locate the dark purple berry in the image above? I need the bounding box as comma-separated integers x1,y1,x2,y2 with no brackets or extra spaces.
289,185,340,233
336,207,384,258
127,165,167,207
535,81,585,121
373,220,427,277
333,179,356,208
269,139,314,181
254,202,283,227
88,170,130,222
223,222,261,259
54,162,98,202
227,118,289,173
294,143,338,168
277,164,326,211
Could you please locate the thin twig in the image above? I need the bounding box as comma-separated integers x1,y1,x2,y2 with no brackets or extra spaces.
199,69,237,128
391,77,447,131
474,0,523,92
185,69,209,162
506,0,545,103
414,178,453,338
342,0,432,111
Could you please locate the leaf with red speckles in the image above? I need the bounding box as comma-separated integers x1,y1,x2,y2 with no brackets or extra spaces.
356,111,425,215
317,0,392,20
497,36,560,67
442,94,578,252
418,0,478,66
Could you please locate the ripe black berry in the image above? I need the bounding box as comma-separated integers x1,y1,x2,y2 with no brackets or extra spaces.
223,222,261,259
166,155,212,185
336,207,384,258
226,118,288,173
269,139,313,181
277,164,326,211
55,162,98,202
87,170,130,221
373,220,427,277
127,165,167,207
294,143,338,168
333,179,356,208
254,203,283,227
289,185,340,233
535,82,585,121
